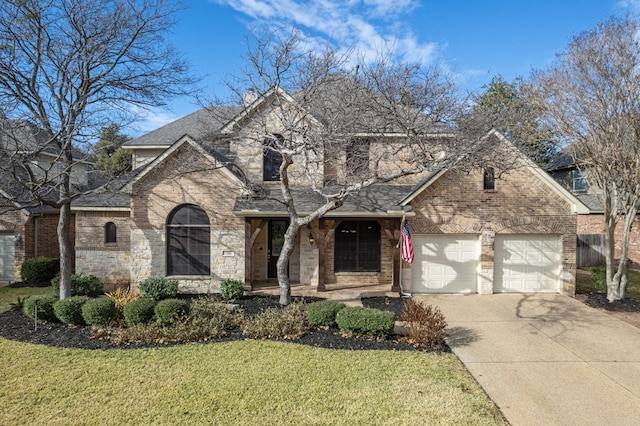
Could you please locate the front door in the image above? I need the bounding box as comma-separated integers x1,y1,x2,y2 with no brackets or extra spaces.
268,220,288,279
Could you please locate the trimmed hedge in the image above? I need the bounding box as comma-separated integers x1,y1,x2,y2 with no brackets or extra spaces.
220,279,244,300
139,277,179,301
20,257,59,284
81,298,116,327
23,295,58,322
335,306,395,338
306,300,346,327
154,299,190,326
123,298,157,327
52,274,104,297
53,296,90,325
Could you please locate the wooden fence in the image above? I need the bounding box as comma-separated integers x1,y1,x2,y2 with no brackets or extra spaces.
576,234,606,268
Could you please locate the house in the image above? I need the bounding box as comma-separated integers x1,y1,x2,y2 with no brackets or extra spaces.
0,119,93,283
547,153,640,267
71,87,589,296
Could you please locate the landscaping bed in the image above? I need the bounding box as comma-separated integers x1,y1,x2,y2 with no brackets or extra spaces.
0,293,441,352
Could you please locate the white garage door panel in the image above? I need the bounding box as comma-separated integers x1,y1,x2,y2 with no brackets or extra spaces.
412,235,479,294
494,235,561,293
0,234,15,282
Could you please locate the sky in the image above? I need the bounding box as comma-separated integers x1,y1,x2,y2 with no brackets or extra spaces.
131,0,640,134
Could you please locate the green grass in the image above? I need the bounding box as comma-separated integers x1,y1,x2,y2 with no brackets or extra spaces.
0,339,506,425
0,285,56,313
577,268,640,300
0,286,507,425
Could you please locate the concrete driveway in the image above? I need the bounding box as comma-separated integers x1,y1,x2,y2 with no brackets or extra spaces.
415,294,640,426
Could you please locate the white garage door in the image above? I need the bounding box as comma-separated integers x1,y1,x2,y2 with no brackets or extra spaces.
0,234,15,282
494,235,561,293
411,234,479,294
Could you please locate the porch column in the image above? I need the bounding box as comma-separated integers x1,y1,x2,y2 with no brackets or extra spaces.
244,218,252,291
316,219,326,291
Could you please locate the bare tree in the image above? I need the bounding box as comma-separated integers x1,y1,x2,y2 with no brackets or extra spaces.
212,28,498,305
0,0,195,298
533,16,640,301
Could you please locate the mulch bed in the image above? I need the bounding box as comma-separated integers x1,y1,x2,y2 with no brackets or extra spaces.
575,289,640,312
0,294,442,352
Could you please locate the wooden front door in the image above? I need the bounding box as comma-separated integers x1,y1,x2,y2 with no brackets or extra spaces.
268,220,288,279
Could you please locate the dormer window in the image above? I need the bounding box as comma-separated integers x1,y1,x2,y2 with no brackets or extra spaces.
263,134,283,181
573,169,587,192
483,167,495,191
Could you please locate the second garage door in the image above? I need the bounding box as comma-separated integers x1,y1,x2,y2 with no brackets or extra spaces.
411,234,479,294
494,235,561,293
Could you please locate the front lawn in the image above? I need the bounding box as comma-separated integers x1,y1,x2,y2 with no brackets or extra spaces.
0,285,55,313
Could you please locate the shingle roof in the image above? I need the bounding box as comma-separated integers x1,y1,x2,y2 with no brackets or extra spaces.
123,107,240,147
234,184,414,215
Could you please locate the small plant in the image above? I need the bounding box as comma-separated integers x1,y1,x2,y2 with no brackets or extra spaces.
241,302,308,339
400,299,447,347
81,298,116,328
106,287,140,310
53,296,90,325
190,296,244,328
9,296,30,311
20,256,59,284
138,277,179,301
307,300,346,327
591,266,606,292
154,298,190,326
123,298,157,327
52,274,104,297
220,278,244,300
336,306,395,339
23,295,58,321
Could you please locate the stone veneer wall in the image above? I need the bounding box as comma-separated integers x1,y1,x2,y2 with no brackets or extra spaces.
406,166,579,296
75,210,130,289
129,144,245,293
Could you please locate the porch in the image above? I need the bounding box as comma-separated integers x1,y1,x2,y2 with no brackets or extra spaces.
247,280,400,302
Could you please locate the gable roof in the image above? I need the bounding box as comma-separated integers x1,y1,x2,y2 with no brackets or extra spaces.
399,129,590,215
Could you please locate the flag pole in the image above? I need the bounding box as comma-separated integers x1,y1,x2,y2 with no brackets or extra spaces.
398,215,411,297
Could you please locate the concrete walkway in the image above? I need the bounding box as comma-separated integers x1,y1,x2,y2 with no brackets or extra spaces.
414,294,640,426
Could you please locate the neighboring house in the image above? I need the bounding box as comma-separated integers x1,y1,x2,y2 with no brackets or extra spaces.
547,153,640,267
0,119,92,283
72,88,589,296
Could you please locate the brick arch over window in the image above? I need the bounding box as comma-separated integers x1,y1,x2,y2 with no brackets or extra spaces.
166,204,210,276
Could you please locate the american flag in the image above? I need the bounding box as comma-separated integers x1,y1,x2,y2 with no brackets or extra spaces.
401,221,414,264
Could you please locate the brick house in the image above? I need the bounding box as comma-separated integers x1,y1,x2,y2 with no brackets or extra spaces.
72,88,589,296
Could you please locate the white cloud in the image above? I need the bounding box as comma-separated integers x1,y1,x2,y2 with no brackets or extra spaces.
210,0,438,65
127,106,181,135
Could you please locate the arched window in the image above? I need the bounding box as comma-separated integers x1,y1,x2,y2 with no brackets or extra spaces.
166,204,210,276
263,134,284,181
105,222,117,243
334,220,381,272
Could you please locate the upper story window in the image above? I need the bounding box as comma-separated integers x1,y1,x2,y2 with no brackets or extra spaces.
263,134,284,181
105,222,117,243
346,139,370,178
573,169,587,192
483,167,495,191
334,220,381,272
166,204,210,276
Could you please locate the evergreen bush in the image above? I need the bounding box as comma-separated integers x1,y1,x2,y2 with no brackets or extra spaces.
52,274,104,297
138,277,179,300
81,298,116,327
220,279,244,300
23,295,58,321
123,298,157,327
154,299,190,326
336,306,395,338
20,257,59,284
306,300,346,327
53,296,90,325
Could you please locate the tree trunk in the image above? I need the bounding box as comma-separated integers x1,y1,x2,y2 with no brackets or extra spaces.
277,221,300,305
57,201,73,300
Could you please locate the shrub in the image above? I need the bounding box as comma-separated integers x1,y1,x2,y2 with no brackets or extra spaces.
220,278,244,300
81,298,116,328
138,277,179,301
52,274,104,297
399,299,447,347
53,296,90,325
123,298,157,327
336,306,395,339
241,302,308,339
190,296,244,328
154,299,190,326
20,257,59,284
591,266,606,292
106,287,140,311
23,295,58,321
306,300,346,327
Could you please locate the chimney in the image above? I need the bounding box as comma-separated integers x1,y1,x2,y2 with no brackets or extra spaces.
243,88,258,107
